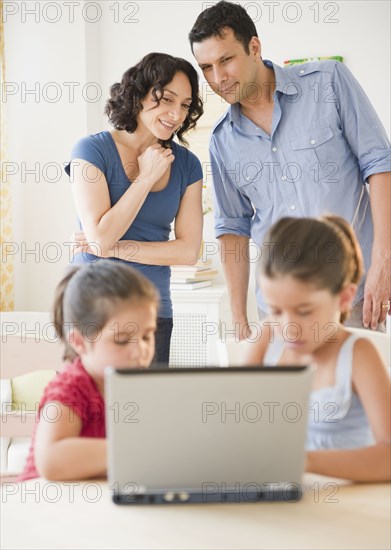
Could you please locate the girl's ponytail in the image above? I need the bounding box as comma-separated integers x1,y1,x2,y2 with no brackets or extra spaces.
52,266,80,361
322,215,364,323
322,215,364,286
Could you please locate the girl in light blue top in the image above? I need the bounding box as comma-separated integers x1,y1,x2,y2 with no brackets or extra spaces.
247,215,390,482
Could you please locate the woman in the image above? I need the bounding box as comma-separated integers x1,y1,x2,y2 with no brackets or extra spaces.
65,52,204,366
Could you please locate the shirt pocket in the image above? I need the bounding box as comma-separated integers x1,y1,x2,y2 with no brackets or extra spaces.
291,126,336,181
237,157,273,210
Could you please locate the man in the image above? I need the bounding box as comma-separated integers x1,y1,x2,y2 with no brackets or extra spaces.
189,1,390,335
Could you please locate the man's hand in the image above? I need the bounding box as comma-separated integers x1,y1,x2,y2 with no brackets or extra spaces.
363,255,391,330
232,317,253,342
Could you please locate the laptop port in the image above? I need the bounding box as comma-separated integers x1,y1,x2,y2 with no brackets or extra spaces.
163,491,190,502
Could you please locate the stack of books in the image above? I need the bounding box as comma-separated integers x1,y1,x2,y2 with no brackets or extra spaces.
170,259,218,290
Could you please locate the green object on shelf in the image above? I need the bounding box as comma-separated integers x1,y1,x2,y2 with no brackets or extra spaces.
284,56,343,66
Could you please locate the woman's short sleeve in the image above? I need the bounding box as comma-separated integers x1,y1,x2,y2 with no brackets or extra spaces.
187,150,203,186
64,135,107,176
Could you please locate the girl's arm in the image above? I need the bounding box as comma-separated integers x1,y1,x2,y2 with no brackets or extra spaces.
306,338,391,482
70,146,174,256
34,402,106,481
75,179,203,266
306,443,390,482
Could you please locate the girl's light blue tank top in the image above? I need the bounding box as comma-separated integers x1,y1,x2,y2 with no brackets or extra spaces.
264,333,375,450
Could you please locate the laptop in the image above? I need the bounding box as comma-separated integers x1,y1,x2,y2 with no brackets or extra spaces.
105,366,314,504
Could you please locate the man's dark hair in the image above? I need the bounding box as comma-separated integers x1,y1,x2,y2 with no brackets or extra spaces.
189,1,258,54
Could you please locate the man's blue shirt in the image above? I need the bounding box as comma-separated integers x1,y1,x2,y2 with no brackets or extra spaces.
210,60,391,310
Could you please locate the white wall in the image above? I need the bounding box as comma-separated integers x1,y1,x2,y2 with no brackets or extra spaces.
3,1,90,309
2,0,390,312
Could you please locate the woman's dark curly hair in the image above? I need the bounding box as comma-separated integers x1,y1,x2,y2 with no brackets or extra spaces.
104,52,204,147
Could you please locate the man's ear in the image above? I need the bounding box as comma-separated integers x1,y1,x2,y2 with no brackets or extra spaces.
67,327,87,357
249,36,261,59
339,283,357,313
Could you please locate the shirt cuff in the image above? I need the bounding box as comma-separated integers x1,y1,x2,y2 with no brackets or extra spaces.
215,217,252,239
360,149,391,182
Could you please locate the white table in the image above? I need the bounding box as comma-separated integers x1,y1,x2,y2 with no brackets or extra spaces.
1,475,390,549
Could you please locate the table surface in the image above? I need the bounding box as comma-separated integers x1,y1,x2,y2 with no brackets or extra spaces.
1,475,390,550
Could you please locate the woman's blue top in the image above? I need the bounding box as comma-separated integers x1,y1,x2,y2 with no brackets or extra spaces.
65,131,203,317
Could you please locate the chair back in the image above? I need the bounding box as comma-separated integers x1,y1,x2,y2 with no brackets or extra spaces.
0,312,64,476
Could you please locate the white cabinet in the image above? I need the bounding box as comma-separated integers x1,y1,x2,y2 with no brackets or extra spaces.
169,285,229,367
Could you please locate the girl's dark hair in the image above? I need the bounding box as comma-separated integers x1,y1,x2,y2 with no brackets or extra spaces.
104,52,203,147
53,261,159,362
258,216,364,323
189,1,258,54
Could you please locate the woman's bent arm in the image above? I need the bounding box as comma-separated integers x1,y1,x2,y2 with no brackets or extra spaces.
70,146,174,255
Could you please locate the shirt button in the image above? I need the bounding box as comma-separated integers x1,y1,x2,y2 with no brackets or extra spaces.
299,69,305,74
281,176,287,181
245,176,250,181
272,147,277,152
290,205,296,210
310,139,316,145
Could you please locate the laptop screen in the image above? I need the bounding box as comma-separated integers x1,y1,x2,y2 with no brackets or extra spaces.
105,366,313,503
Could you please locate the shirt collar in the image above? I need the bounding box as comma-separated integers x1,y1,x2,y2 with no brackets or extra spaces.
268,60,299,96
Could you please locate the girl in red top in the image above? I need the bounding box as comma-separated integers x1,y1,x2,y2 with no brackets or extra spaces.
20,261,158,481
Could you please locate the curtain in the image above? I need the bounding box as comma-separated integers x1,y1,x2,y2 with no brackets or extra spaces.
0,0,14,310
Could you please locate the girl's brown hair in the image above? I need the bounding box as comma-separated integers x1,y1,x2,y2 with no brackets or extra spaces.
258,215,364,323
53,261,159,361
